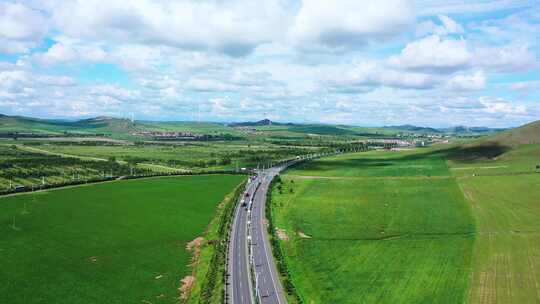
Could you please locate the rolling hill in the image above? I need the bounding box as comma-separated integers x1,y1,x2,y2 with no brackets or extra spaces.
383,124,441,134
0,114,240,138
447,119,540,162
0,114,136,135
481,119,540,146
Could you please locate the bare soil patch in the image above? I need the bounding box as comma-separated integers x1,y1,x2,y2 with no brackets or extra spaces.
276,228,289,241
179,276,195,301
298,231,312,239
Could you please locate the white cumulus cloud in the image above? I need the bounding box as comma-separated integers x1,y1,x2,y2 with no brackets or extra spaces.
290,0,414,50
0,2,48,54
446,71,486,91
389,35,470,72
472,43,538,72
51,0,291,56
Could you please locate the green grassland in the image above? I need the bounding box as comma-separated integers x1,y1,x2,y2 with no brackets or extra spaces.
287,148,450,177
270,149,475,303
0,175,244,304
447,140,540,303
0,115,241,139
252,124,400,138
272,119,540,304
448,144,540,176
460,174,540,303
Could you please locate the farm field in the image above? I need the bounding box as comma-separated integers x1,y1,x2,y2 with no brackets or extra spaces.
449,143,540,303
0,144,137,191
270,149,475,303
461,174,540,303
287,148,450,177
21,141,316,171
0,175,244,304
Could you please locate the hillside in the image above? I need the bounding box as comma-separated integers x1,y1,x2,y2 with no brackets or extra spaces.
0,114,72,134
482,120,540,146
447,119,540,162
384,124,440,134
71,116,139,134
229,118,276,127
0,114,142,137
0,114,238,138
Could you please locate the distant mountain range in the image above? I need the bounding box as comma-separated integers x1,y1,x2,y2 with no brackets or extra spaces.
228,118,298,127
383,124,440,134
0,113,525,138
229,119,276,127
384,124,507,134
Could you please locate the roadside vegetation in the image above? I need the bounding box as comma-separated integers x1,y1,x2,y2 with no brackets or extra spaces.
0,175,244,304
187,179,246,304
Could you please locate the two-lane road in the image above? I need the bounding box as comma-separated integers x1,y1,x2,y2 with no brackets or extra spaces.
249,167,287,304
228,176,259,304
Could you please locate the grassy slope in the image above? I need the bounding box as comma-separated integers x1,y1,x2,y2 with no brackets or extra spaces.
0,115,73,134
0,115,241,139
0,175,244,304
271,149,475,303
446,121,540,303
479,120,540,146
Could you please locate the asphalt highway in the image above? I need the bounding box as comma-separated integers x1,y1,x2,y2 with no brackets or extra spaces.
228,176,258,304
228,163,295,304
249,166,288,304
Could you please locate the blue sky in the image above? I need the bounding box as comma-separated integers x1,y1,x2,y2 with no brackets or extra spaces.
0,0,538,127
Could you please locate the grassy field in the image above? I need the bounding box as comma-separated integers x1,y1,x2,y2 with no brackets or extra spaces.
460,174,540,303
448,143,540,303
270,149,475,303
0,175,244,304
273,139,540,303
287,148,450,177
448,144,540,176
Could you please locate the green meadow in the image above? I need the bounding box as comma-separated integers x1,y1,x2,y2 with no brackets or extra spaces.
447,143,540,303
271,149,475,303
287,148,450,177
272,141,540,303
0,175,244,304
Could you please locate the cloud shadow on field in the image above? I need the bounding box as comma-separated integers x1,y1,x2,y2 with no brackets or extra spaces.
293,142,512,172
